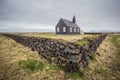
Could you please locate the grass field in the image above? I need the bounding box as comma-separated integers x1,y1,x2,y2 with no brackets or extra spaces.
20,33,99,41
0,33,120,80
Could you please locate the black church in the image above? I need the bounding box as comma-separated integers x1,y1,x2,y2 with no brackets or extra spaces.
55,16,80,34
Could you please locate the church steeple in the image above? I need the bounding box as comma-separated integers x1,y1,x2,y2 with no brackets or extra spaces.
72,16,76,23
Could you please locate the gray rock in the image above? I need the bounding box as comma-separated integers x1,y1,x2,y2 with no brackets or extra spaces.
60,45,65,49
75,49,80,54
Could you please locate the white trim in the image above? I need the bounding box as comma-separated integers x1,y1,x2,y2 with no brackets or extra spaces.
57,27,59,32
63,27,66,32
77,28,79,32
70,27,72,32
74,28,76,32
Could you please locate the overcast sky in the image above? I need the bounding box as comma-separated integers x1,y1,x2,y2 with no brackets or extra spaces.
0,0,120,32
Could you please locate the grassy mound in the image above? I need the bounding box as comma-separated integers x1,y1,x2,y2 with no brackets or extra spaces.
19,59,44,73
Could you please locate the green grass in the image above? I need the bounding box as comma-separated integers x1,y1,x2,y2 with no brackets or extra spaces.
75,40,87,46
53,65,61,71
0,35,5,45
90,55,97,61
18,49,27,54
109,35,120,79
18,49,35,59
94,67,108,76
74,36,96,46
111,35,120,44
44,62,53,70
19,59,44,73
21,33,95,41
18,59,58,73
110,35,120,58
65,72,80,79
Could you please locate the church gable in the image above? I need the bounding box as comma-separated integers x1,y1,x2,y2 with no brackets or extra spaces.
55,19,67,28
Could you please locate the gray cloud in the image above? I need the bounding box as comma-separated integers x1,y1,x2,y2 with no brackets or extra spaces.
0,0,120,32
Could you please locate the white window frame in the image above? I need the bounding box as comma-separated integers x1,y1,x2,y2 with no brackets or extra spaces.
74,28,76,32
77,28,79,32
70,27,72,32
57,27,59,32
63,27,66,32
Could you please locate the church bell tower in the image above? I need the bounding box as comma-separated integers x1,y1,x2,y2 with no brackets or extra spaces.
72,16,76,23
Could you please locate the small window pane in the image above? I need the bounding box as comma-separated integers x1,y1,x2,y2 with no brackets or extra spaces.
74,28,76,32
70,27,72,32
77,29,79,32
63,27,66,32
57,27,59,32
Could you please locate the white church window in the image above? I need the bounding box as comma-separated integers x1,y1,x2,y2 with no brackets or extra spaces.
63,27,66,32
70,27,72,32
77,28,79,32
74,28,76,32
57,27,59,32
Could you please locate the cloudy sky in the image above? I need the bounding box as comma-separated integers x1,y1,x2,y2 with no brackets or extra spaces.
0,0,120,32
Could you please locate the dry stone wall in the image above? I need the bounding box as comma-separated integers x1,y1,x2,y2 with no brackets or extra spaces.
3,34,107,73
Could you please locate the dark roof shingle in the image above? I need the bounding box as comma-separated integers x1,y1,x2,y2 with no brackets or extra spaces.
61,18,80,28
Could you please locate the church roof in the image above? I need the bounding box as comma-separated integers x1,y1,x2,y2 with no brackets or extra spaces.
61,18,80,28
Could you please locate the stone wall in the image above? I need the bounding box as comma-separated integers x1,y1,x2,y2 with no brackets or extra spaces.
3,34,107,73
